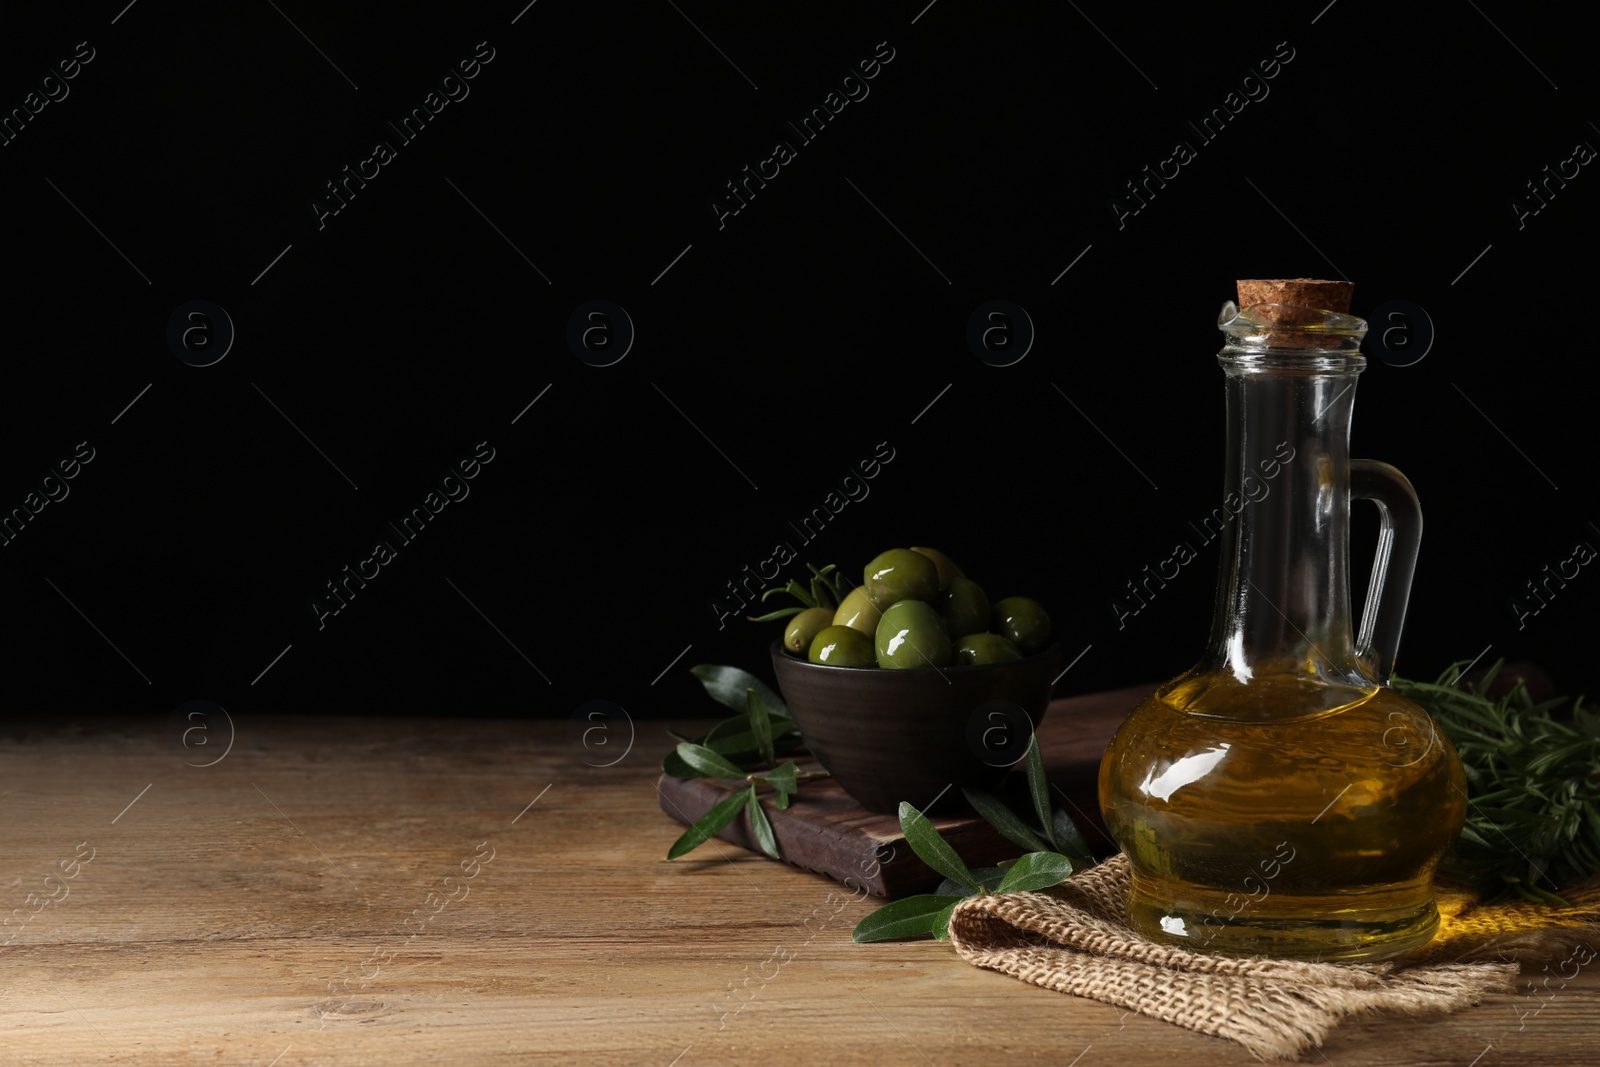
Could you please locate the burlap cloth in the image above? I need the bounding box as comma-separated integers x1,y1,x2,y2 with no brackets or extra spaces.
947,853,1600,1060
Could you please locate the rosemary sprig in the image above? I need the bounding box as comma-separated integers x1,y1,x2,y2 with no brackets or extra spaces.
745,563,846,622
1393,660,1599,899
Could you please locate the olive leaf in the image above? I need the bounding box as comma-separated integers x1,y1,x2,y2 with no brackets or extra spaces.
929,897,964,941
851,894,968,943
761,761,801,811
934,867,1007,897
747,788,779,859
1023,735,1057,854
747,688,777,768
995,852,1074,894
689,665,789,720
663,723,766,773
854,799,1087,943
667,789,752,860
699,716,804,761
664,664,816,861
660,744,696,778
675,742,747,780
763,761,799,797
701,719,761,757
1051,807,1095,869
962,787,1051,854
899,801,981,894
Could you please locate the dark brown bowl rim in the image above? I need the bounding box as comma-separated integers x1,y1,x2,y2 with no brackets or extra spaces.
770,638,1063,675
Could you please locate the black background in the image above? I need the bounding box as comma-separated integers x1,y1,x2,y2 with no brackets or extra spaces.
2,1,1595,733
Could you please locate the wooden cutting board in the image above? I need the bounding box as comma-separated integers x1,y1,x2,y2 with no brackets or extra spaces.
656,681,1155,898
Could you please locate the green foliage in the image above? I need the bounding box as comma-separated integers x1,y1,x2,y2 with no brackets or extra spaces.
668,671,1094,932
853,735,1090,942
664,667,812,861
1393,660,1598,899
851,895,968,942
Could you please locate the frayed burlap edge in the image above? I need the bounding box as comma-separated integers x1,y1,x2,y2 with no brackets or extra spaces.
946,853,1600,1061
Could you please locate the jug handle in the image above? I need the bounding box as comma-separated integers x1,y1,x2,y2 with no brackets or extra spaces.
1350,460,1422,685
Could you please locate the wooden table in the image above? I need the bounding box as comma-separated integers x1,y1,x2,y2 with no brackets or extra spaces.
3,699,1596,1066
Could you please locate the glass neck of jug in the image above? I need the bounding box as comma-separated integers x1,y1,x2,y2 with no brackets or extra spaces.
1200,302,1372,687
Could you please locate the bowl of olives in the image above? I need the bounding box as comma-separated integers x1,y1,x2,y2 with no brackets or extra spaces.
768,547,1061,815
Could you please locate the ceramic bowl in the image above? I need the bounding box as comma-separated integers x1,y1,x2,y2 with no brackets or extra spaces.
769,640,1062,814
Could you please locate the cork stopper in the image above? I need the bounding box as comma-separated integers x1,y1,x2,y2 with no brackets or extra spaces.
1233,278,1355,350
1237,278,1353,319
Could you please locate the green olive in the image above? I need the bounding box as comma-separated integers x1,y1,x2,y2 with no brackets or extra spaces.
784,606,836,655
910,546,964,591
832,586,883,637
874,599,953,669
864,548,940,610
937,576,990,642
953,633,1022,666
991,596,1051,655
809,625,876,667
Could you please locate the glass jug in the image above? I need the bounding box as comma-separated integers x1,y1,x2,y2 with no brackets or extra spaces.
1098,280,1466,961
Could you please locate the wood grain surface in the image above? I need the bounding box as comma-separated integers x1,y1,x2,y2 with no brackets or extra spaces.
1,706,1596,1067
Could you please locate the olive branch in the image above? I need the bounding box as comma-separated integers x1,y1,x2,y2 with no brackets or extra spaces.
662,665,823,860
